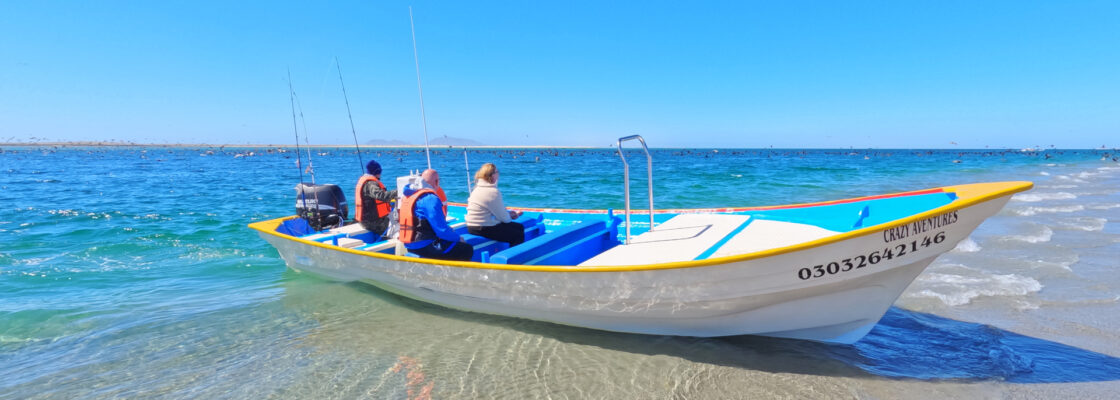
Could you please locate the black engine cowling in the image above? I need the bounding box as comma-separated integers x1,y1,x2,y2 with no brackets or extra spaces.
295,183,348,231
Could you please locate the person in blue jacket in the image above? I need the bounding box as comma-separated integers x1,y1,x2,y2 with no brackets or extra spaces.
398,169,474,261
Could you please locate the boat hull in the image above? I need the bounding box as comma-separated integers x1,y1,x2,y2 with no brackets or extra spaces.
256,189,1015,343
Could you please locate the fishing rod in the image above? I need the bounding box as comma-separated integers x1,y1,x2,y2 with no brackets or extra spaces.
409,6,432,169
292,93,317,184
288,70,324,227
335,57,365,175
292,84,329,228
298,95,327,221
287,69,311,223
464,149,472,193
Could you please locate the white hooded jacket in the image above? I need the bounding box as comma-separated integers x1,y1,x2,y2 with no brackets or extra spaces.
465,179,512,227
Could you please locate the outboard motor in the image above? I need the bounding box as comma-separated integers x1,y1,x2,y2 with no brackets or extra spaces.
295,183,348,231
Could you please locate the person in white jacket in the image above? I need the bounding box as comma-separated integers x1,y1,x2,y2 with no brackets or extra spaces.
466,163,525,245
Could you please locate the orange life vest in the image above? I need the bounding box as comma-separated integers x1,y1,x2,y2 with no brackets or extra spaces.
399,189,436,244
355,175,392,222
435,185,448,215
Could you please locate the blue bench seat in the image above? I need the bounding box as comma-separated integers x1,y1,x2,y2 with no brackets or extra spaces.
490,216,621,265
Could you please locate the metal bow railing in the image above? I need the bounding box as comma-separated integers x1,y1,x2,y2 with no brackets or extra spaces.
617,135,654,244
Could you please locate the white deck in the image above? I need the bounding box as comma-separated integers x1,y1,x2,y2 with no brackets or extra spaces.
302,223,369,241
301,220,464,251
579,214,841,266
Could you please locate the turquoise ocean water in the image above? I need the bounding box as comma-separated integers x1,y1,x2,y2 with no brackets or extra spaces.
3,146,1120,398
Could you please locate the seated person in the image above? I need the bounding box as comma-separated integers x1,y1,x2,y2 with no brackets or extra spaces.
466,163,525,245
355,160,397,239
399,170,474,261
422,168,448,215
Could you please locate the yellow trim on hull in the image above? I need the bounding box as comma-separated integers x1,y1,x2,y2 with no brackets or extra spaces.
249,181,1033,273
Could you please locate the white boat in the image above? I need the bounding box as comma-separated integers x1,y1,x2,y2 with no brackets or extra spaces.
251,134,1031,344
251,164,1031,344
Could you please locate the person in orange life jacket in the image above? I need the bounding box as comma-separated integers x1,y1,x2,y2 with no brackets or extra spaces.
399,170,473,261
421,168,447,215
355,160,397,239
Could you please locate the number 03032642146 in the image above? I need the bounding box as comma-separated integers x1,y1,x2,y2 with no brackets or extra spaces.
797,231,947,281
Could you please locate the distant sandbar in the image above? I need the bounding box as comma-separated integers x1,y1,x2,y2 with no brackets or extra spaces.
0,141,597,149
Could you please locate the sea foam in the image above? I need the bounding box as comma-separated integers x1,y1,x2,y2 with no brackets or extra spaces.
1011,192,1077,202
1058,217,1107,232
1056,175,1088,183
1042,295,1120,307
1002,226,1054,243
1023,252,1080,273
912,272,1043,307
952,237,982,253
1011,205,1085,216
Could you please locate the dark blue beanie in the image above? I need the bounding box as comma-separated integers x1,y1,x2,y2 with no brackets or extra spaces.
365,160,382,175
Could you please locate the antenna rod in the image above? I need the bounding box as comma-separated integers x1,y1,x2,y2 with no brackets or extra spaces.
409,6,432,169
335,57,365,174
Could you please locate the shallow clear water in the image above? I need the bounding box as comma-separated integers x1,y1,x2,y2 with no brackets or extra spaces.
2,146,1119,398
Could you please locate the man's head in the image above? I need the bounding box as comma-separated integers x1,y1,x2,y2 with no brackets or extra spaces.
421,169,440,188
365,160,382,176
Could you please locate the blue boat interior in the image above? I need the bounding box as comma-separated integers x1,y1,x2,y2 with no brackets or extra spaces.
286,191,957,265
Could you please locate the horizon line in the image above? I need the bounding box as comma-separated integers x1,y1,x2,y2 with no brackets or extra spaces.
2,142,1118,151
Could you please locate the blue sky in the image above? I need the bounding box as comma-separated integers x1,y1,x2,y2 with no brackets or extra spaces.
2,1,1117,148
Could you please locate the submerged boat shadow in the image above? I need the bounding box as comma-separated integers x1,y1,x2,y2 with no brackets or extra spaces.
786,308,1120,383
342,281,1120,383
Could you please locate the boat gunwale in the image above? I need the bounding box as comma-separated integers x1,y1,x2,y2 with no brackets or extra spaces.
248,181,1033,273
